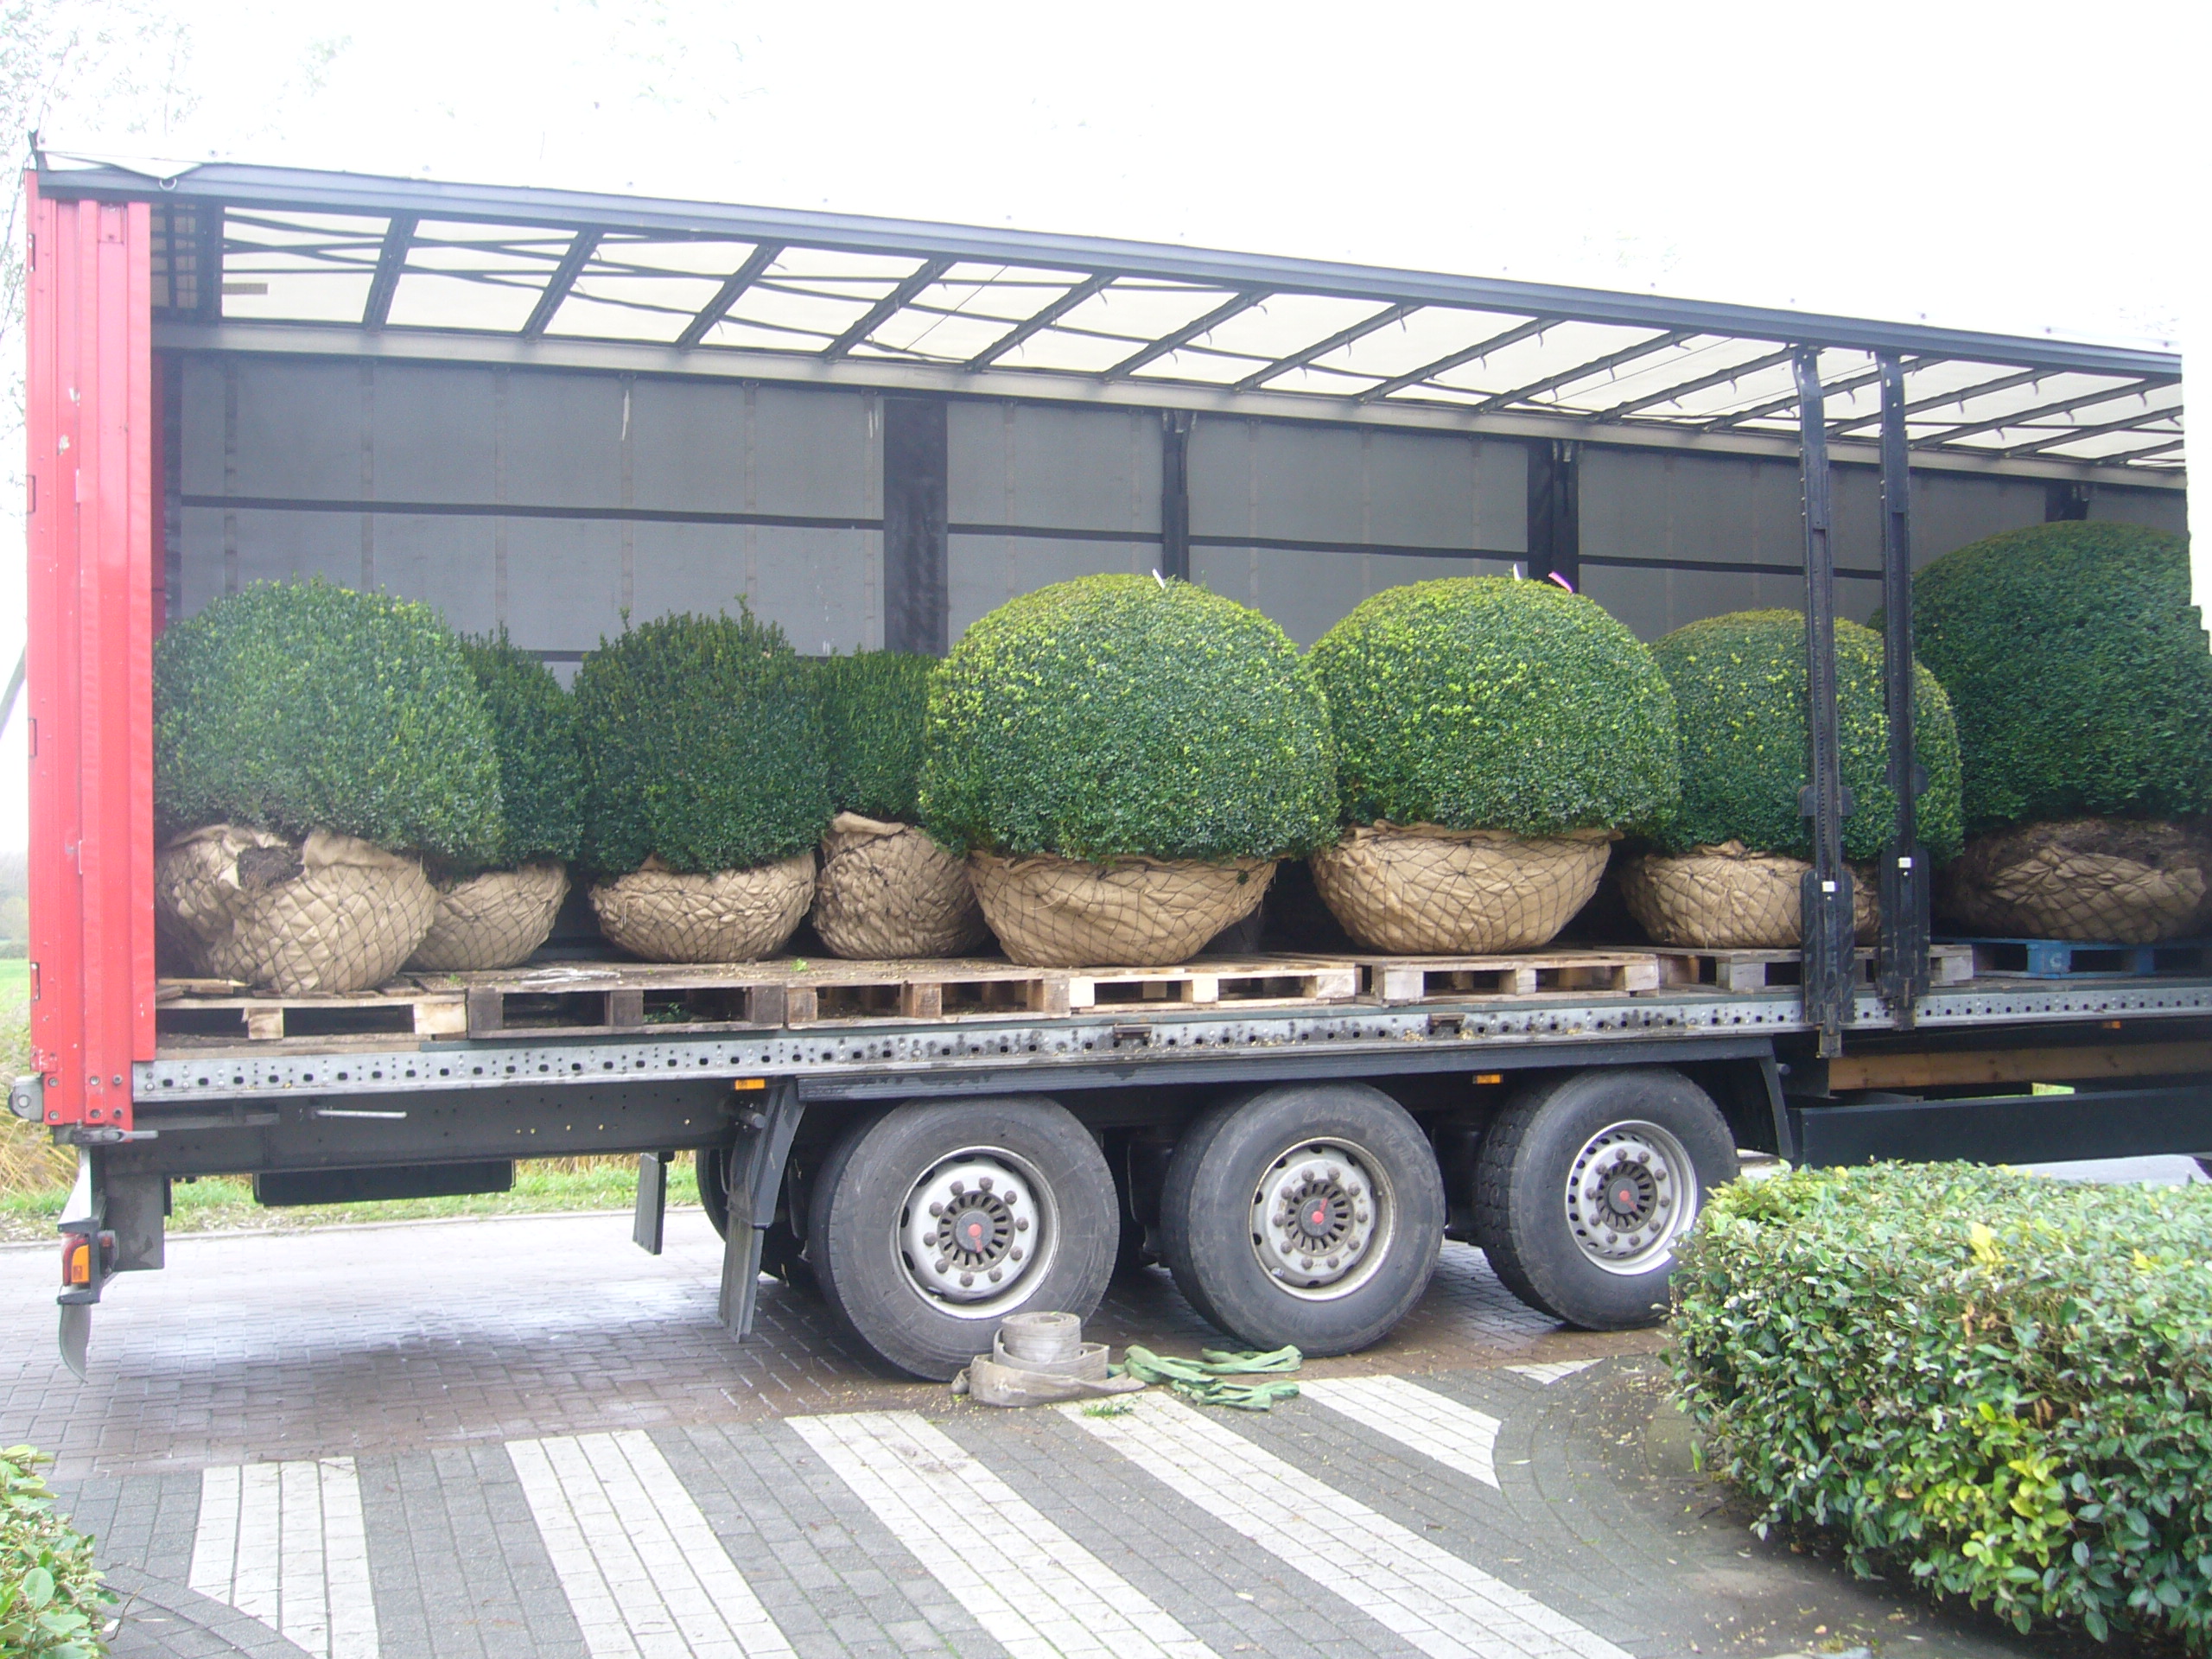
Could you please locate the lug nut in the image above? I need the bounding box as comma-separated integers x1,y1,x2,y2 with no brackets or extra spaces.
978,1175,994,1191
1010,1247,1024,1262
959,1272,975,1287
1014,1217,1030,1232
988,1268,1002,1282
928,1202,944,1217
950,1179,965,1195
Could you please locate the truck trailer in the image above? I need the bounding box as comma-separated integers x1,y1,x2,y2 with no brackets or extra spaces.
16,152,2204,1381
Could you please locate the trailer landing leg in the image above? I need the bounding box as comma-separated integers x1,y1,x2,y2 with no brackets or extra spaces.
718,1083,805,1341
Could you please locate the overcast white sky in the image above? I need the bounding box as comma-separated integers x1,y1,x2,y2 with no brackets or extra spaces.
1,0,2202,846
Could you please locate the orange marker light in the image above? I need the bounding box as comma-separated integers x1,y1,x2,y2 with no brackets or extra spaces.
62,1237,91,1287
733,1077,767,1092
1475,1072,1504,1085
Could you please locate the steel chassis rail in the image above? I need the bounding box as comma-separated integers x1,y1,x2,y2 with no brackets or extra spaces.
125,977,2212,1108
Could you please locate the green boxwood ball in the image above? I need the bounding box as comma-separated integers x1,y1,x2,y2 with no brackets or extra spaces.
1650,610,1963,864
574,607,830,875
1308,577,1679,837
920,574,1338,862
1901,522,2212,833
817,650,932,823
154,578,502,863
461,630,584,869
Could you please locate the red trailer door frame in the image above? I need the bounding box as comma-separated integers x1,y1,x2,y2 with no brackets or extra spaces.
23,172,156,1131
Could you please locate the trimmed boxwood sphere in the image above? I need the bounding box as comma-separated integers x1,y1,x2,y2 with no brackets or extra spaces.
461,630,585,870
1309,577,1679,837
920,575,1337,862
574,607,830,875
817,650,932,822
1900,522,2212,833
1650,610,1963,863
154,578,502,863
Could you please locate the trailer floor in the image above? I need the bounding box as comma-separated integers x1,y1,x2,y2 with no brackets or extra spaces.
3,1215,2109,1659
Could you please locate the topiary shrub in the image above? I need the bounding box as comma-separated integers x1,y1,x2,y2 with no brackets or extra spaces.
920,575,1337,864
817,650,932,822
2,1444,112,1658
1650,610,1963,863
459,630,584,870
1672,1164,2212,1649
1308,576,1679,836
154,579,501,863
573,607,830,875
1902,522,2212,834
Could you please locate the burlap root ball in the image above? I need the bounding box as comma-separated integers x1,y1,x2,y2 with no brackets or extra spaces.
155,823,436,995
1309,823,1612,955
968,853,1274,967
1621,842,1878,949
1938,819,2212,944
812,813,988,960
408,861,570,972
589,853,815,963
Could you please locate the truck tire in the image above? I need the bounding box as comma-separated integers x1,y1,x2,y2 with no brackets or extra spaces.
698,1146,730,1240
1472,1067,1737,1331
1160,1083,1444,1357
808,1097,1117,1380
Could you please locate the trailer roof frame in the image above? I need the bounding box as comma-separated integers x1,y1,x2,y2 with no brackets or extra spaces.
36,152,2182,488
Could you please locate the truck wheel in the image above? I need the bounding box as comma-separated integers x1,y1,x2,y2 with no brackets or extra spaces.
1160,1083,1444,1357
1473,1067,1737,1331
808,1098,1117,1380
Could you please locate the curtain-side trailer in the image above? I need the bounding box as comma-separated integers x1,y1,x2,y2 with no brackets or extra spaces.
18,154,2208,1381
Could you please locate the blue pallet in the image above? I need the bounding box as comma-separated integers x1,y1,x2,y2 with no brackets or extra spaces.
1939,936,2212,979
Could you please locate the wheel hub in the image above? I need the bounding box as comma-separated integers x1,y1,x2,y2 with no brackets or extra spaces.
1249,1141,1388,1299
901,1156,1039,1306
1564,1121,1696,1275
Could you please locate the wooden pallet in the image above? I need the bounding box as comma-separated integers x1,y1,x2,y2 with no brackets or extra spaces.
1355,950,1661,1003
1948,937,2212,980
1069,959,1359,1010
440,953,1363,1037
154,980,468,1042
1650,944,1975,992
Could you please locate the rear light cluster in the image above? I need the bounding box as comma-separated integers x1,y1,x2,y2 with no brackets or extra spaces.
60,1231,113,1287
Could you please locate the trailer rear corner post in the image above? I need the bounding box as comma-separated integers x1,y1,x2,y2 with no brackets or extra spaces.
1875,353,1933,1028
1794,348,1855,1057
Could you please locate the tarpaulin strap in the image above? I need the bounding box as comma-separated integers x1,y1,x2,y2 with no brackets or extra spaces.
1114,1344,1303,1410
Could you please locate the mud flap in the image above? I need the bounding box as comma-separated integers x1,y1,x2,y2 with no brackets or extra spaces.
718,1082,804,1341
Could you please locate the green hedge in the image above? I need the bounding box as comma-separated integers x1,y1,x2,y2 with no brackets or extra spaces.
920,575,1337,862
1901,522,2212,833
1672,1165,2212,1649
573,607,830,875
1307,577,1678,836
154,580,501,864
3,1445,111,1658
817,651,932,822
1650,610,1963,862
461,631,584,869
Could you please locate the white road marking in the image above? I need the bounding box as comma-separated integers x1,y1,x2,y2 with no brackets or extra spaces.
188,1458,378,1659
791,1410,1217,1659
1069,1392,1631,1659
507,1429,795,1658
1303,1375,1502,1488
1508,1360,1602,1386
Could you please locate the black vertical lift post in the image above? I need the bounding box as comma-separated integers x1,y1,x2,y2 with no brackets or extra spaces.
1794,350,1855,1057
1160,411,1194,581
1527,439,1580,591
882,397,950,655
1876,353,1931,1027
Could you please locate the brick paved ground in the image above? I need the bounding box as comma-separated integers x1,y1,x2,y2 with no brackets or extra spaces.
2,1211,2077,1659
